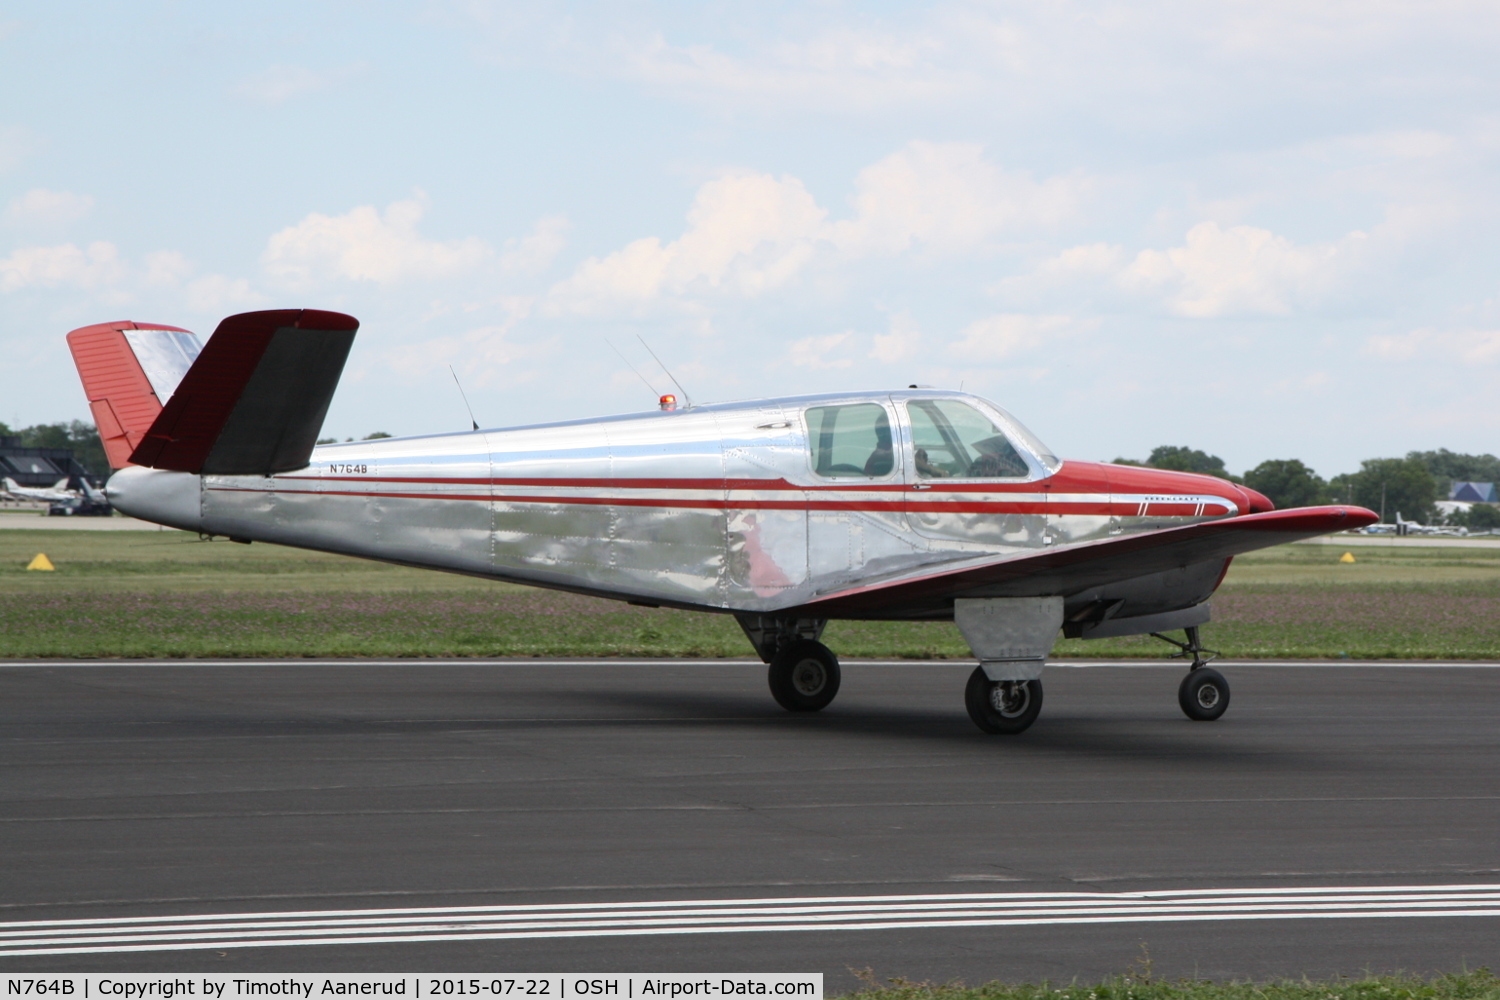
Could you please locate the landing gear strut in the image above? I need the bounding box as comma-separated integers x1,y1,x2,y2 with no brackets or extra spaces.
1152,625,1230,721
735,615,841,713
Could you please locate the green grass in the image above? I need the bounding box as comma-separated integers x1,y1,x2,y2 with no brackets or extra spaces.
2,530,1498,659
837,971,1500,1000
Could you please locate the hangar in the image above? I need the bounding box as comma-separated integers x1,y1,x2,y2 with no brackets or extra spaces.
0,434,95,490
1450,481,1499,503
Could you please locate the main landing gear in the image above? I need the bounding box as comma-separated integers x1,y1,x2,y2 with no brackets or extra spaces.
1153,625,1229,721
736,616,843,713
767,640,841,712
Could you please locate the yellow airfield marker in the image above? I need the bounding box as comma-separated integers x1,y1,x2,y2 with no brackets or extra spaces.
1339,552,1356,563
26,553,56,571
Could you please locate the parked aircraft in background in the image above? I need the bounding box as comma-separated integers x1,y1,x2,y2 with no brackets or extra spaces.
3,476,74,503
67,311,1377,733
2,476,111,515
1362,513,1469,537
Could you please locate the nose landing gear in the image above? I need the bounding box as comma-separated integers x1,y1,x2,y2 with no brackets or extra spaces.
1178,666,1230,720
1153,625,1230,721
965,669,1044,734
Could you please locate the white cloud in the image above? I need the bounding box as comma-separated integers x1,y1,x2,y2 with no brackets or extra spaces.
1365,327,1500,365
500,215,569,274
465,3,1500,128
0,239,261,314
183,274,265,313
1118,222,1365,318
948,314,1089,363
0,125,39,172
616,26,965,113
143,250,194,287
380,299,553,390
831,142,1084,256
995,242,1126,299
788,331,856,370
263,194,492,286
5,189,93,228
549,143,1084,311
871,312,922,363
550,173,825,308
232,64,363,105
0,241,124,293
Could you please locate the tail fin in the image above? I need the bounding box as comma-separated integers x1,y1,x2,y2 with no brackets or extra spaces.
53,478,69,492
66,321,202,470
129,309,358,476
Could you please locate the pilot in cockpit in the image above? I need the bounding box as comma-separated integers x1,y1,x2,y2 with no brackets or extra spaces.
864,414,895,476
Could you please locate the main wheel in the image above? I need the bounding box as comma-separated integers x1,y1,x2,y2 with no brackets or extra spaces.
964,667,1043,734
768,640,841,712
1178,667,1230,721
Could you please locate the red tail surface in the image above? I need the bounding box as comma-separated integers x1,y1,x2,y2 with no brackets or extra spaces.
65,321,200,470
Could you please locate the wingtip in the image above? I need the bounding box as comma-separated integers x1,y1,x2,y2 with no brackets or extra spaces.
1235,504,1380,531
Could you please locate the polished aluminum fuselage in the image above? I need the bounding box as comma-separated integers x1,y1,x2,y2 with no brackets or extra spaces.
107,390,1244,619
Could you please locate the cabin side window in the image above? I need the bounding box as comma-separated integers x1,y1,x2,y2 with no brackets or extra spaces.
907,400,1031,479
805,403,894,479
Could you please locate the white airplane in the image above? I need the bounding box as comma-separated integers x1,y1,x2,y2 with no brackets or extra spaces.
1390,512,1467,537
66,310,1378,733
2,476,77,503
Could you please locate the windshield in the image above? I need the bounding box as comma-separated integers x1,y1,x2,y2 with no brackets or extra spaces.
907,400,1029,479
905,397,1060,477
986,401,1061,474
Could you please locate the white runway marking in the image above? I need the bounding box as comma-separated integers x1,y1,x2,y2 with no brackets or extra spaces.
2,658,1499,669
3,885,1499,956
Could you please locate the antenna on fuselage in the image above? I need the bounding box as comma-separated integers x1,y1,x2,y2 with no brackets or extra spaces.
448,365,480,432
606,339,662,398
637,335,692,408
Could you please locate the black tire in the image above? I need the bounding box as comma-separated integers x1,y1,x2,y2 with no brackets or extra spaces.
1178,667,1230,721
768,640,841,712
964,667,1043,734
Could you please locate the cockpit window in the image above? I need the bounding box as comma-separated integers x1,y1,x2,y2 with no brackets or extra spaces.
907,400,1031,479
805,403,895,479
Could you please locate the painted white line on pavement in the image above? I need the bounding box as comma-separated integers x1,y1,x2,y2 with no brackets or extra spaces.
1,658,1498,669
2,884,1498,956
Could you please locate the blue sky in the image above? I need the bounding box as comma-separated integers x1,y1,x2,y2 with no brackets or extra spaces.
3,1,1498,477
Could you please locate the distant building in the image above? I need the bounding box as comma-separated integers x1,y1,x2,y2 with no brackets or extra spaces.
0,435,95,489
1450,481,1499,503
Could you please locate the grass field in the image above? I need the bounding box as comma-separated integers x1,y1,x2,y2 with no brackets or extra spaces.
2,528,1499,658
837,972,1500,1000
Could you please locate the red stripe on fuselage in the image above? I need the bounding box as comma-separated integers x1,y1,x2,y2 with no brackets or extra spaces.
205,482,1228,520
290,474,1073,494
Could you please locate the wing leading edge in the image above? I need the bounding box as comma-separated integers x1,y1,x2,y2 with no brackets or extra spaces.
785,505,1378,619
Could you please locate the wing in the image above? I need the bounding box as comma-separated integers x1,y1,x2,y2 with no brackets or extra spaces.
783,505,1377,618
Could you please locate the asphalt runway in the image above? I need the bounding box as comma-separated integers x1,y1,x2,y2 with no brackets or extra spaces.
0,658,1497,983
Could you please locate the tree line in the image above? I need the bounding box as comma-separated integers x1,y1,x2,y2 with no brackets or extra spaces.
0,421,392,481
1115,446,1500,528
0,420,110,479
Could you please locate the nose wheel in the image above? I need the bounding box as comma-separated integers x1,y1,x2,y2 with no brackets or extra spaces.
1178,667,1230,721
964,668,1044,734
1153,625,1231,721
